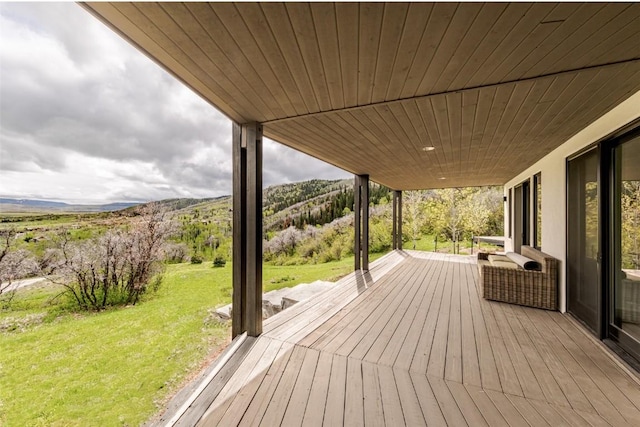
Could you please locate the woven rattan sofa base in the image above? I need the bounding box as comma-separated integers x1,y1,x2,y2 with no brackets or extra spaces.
478,246,558,311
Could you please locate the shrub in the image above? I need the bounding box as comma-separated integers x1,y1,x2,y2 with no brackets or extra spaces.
190,255,203,264
212,255,226,268
49,204,174,310
164,242,189,263
1,229,38,307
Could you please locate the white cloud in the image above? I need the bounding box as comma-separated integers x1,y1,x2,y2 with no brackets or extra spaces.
0,2,349,204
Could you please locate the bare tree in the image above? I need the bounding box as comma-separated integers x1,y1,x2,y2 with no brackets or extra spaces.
164,242,190,263
50,203,175,310
0,229,38,304
264,226,303,257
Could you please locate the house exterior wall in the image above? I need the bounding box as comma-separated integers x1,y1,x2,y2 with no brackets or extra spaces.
503,91,640,313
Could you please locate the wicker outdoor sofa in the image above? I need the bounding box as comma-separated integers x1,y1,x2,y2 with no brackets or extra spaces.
477,245,559,310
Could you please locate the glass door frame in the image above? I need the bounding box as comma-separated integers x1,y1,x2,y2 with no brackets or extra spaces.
513,179,530,253
605,126,640,360
566,145,603,336
566,122,640,362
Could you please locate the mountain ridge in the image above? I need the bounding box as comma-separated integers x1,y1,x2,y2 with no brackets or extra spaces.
0,198,140,212
0,179,355,218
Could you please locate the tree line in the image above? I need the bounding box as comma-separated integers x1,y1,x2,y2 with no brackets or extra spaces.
264,186,503,263
1,184,504,311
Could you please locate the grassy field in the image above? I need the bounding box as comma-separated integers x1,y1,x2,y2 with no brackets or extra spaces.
0,257,360,426
0,212,106,230
408,235,501,254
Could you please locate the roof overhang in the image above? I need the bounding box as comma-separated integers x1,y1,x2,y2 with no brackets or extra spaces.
83,2,640,189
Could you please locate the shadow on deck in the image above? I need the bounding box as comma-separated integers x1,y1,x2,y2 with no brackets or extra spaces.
159,250,640,426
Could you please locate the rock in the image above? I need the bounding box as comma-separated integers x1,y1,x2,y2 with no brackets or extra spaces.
262,300,281,318
212,280,335,321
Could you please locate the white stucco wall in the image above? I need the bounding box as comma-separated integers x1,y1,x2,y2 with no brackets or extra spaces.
503,90,640,313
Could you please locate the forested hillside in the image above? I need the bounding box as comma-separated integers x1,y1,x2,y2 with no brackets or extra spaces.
2,179,504,270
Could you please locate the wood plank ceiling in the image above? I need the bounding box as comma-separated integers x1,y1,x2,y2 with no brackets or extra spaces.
84,2,640,190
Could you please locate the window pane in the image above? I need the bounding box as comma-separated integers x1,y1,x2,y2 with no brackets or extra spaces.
508,188,512,238
567,149,599,331
535,173,542,249
614,135,640,342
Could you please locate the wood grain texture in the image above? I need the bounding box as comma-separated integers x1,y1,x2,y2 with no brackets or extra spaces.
153,252,640,426
84,2,640,191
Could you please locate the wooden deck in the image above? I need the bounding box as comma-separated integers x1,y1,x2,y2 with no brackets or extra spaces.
171,251,640,426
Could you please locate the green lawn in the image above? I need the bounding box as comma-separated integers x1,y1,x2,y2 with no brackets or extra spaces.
0,256,362,426
407,235,501,254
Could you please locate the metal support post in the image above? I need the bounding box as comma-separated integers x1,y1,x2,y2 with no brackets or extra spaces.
232,122,263,338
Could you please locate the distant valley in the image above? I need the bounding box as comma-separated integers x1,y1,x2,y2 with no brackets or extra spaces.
0,198,140,213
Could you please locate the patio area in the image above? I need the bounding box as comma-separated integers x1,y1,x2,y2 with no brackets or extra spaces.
163,251,640,426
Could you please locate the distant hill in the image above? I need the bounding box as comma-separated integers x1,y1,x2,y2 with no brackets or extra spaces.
0,198,140,213
0,179,366,225
118,197,219,215
116,179,359,231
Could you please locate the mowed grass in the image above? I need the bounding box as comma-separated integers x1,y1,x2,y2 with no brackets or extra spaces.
0,257,359,426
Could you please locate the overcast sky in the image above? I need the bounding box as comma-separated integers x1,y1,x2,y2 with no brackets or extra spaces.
0,2,349,204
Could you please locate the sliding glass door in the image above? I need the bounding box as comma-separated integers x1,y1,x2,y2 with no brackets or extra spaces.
610,133,640,358
513,180,530,253
567,148,600,332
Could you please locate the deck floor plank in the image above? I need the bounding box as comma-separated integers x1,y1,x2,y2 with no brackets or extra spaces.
393,368,427,426
526,308,639,425
335,260,425,358
526,398,579,427
235,342,295,427
348,259,427,361
489,299,545,399
344,357,365,426
466,256,502,392
550,312,640,416
258,344,307,426
505,393,551,426
511,304,595,413
306,259,417,353
209,338,284,426
377,364,406,426
167,251,640,427
445,258,464,384
394,255,445,371
445,380,489,426
423,258,455,378
267,251,408,343
376,256,438,367
198,337,273,425
322,354,347,427
575,408,623,427
409,372,448,426
427,374,470,426
501,303,570,407
301,350,333,427
363,259,432,365
361,361,385,427
463,383,509,427
280,348,320,426
460,259,482,387
482,389,531,426
313,282,399,355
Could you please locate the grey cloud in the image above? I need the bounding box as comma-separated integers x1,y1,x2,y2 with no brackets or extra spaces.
0,3,348,203
0,131,67,172
263,140,350,186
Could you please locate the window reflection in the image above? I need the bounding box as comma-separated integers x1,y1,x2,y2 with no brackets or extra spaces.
615,136,640,339
534,173,542,249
